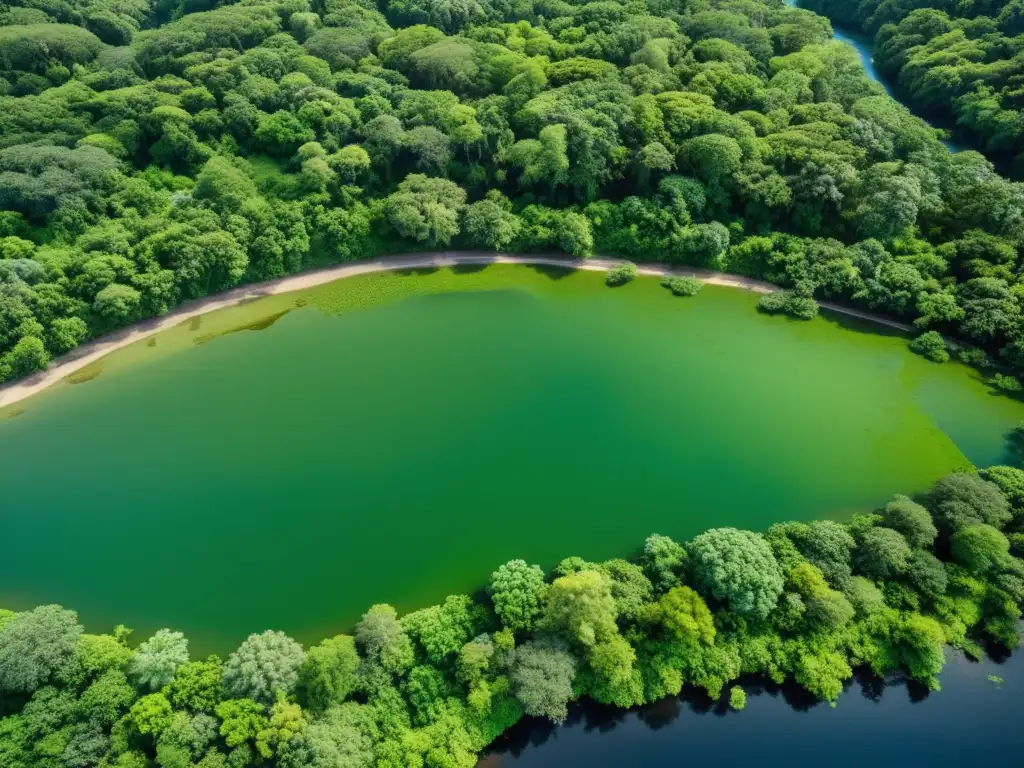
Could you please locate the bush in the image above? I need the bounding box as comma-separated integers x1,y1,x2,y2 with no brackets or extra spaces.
757,291,818,320
909,332,949,363
606,262,637,286
661,276,703,296
991,373,1022,393
728,685,746,710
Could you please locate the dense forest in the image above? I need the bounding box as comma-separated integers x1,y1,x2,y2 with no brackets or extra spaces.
2,466,1024,767
0,0,1022,386
804,0,1024,178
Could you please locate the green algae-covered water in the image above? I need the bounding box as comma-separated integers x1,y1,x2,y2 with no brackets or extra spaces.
0,264,1020,653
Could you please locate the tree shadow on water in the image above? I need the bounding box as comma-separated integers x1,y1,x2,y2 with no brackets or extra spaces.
451,262,490,274
393,266,440,277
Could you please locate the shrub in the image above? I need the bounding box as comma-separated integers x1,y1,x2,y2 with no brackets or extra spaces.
909,331,949,363
757,291,818,320
991,373,1022,393
661,276,703,296
606,261,637,286
728,685,746,710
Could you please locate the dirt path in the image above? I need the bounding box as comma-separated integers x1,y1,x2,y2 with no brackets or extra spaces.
0,252,913,408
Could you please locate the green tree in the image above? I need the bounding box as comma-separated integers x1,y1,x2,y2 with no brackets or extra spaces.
854,527,912,581
510,640,576,723
0,604,82,694
950,525,1010,574
384,174,466,245
129,629,189,692
296,635,359,713
355,604,414,676
689,528,784,620
222,631,305,705
880,495,938,549
488,560,548,632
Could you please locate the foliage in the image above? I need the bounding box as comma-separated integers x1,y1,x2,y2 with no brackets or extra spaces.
222,631,305,706
488,560,547,632
0,0,1020,389
661,276,703,296
910,331,949,363
0,467,1022,764
0,604,81,694
689,528,785,620
728,686,746,710
129,629,189,692
605,262,637,286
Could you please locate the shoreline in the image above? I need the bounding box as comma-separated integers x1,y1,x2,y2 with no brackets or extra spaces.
0,252,913,408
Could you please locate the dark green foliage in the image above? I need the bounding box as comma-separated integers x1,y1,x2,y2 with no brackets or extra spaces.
661,276,703,296
881,495,938,549
854,526,912,581
924,473,1013,535
805,0,1024,177
757,291,820,320
910,331,949,363
0,0,1019,389
605,261,637,286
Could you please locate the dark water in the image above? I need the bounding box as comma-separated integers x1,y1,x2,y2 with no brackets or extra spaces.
485,647,1022,766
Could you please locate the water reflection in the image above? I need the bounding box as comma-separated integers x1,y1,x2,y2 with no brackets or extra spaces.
486,644,1021,766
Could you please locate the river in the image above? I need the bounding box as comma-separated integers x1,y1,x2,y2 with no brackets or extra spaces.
0,264,1020,654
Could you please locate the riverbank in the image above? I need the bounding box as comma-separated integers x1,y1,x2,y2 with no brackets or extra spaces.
0,252,912,408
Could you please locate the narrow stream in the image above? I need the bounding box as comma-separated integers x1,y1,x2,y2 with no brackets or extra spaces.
785,0,963,153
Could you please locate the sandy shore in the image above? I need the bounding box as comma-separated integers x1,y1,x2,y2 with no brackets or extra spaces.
0,252,912,408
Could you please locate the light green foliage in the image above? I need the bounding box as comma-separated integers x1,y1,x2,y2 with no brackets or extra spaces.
646,586,716,645
641,534,687,592
402,594,486,664
605,262,637,286
488,560,547,632
255,693,307,758
385,174,466,245
728,685,746,710
540,570,619,649
689,528,784,620
215,698,267,749
355,604,415,676
510,640,576,723
194,156,258,213
296,635,360,712
950,525,1010,574
909,331,949,363
222,631,305,705
881,495,938,549
167,656,223,714
129,629,189,692
79,669,136,726
0,604,82,694
129,692,173,737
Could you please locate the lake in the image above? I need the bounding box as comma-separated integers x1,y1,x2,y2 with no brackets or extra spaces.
0,264,1019,653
